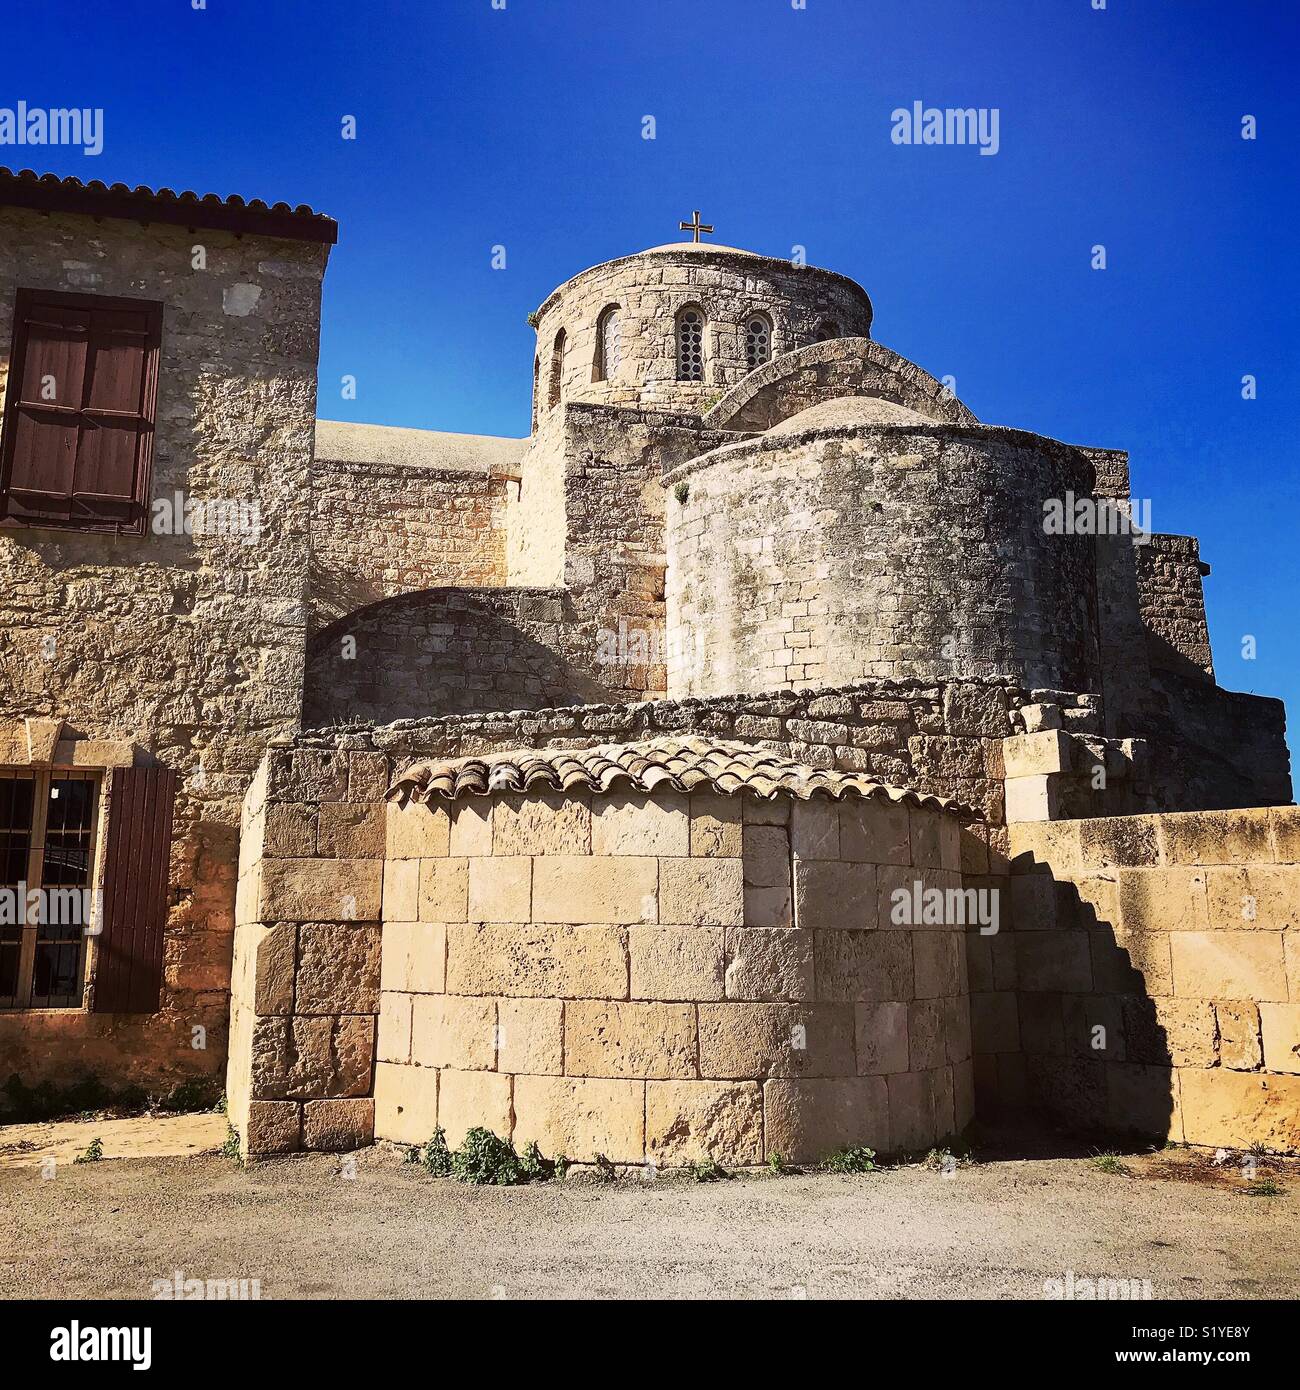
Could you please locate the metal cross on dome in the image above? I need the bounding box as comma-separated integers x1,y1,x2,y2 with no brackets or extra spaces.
678,209,714,244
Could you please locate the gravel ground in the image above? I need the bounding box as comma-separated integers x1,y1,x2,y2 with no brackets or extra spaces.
0,1140,1295,1300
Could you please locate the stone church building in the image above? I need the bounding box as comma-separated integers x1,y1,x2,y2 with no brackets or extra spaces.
1,169,1296,1162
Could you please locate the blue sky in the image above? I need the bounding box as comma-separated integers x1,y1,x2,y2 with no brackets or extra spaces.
5,0,1297,726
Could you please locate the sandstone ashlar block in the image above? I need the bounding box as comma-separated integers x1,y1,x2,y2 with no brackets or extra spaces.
1216,1001,1263,1070
1126,997,1214,1068
908,808,943,870
1105,1062,1180,1142
764,1076,889,1164
1169,932,1287,1003
1270,807,1300,864
592,790,690,857
1091,929,1173,998
912,931,963,999
494,791,591,856
253,922,297,1016
1060,993,1125,1061
697,1001,855,1079
1065,874,1119,931
954,1057,976,1132
1205,866,1300,932
250,1015,375,1101
449,799,493,856
532,855,657,925
793,860,876,931
260,857,382,922
318,802,386,859
743,796,789,826
815,929,913,1003
303,1097,374,1152
790,799,840,860
724,926,813,1001
347,751,390,803
645,1080,763,1166
1008,819,1083,876
244,1100,301,1156
497,998,564,1076
907,998,945,1070
446,922,628,999
438,1068,513,1147
1015,931,1093,993
1159,808,1273,867
1179,1068,1300,1151
412,994,497,1071
270,750,348,805
1077,816,1160,870
689,790,743,858
629,925,725,1000
564,1000,697,1079
263,802,317,858
295,922,381,1015
658,856,742,927
1018,993,1065,1056
970,991,1020,1054
839,800,909,866
855,1001,908,1074
1003,776,1057,824
374,1060,438,1145
382,858,419,921
513,1076,645,1164
468,856,534,923
419,857,469,923
377,991,413,1064
1002,730,1071,778
1260,1003,1300,1074
944,994,973,1065
386,800,451,859
929,1064,956,1138
1117,868,1208,934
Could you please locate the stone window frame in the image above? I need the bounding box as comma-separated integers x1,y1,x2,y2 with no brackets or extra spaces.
547,328,566,410
593,304,621,384
743,311,774,370
531,354,540,432
814,319,840,344
675,303,707,382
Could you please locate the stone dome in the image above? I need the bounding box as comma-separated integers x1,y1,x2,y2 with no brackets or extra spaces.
764,395,933,437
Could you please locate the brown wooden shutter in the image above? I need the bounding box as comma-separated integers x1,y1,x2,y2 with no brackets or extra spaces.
1,289,162,534
93,766,177,1014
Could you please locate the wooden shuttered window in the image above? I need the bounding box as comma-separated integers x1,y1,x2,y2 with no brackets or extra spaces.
92,766,177,1014
0,288,162,534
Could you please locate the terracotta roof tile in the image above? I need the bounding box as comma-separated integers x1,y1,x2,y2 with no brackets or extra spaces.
387,737,977,819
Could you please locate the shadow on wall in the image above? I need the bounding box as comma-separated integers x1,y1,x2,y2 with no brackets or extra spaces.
302,586,610,728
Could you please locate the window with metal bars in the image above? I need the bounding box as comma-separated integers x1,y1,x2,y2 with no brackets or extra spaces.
744,314,772,369
676,306,705,381
0,771,99,1009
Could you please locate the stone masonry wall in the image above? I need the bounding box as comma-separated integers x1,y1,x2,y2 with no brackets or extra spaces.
1135,533,1214,680
0,208,326,1093
375,786,972,1166
995,809,1300,1151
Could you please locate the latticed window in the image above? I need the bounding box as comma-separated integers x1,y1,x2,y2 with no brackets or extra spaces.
547,328,565,409
814,320,839,343
676,307,704,381
594,306,621,382
744,314,772,369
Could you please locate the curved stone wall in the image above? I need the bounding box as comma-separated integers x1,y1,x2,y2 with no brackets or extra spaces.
375,785,973,1166
665,420,1099,698
530,246,874,419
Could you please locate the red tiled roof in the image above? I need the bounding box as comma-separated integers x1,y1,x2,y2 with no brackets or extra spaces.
0,167,337,245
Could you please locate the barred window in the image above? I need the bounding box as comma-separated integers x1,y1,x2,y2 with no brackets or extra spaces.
744,314,772,369
594,306,621,382
814,320,839,343
676,306,704,381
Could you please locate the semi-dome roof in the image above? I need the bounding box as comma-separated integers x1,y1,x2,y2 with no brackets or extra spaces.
765,395,932,437
636,240,762,257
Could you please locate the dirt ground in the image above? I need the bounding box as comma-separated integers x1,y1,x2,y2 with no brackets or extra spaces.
0,1132,1296,1300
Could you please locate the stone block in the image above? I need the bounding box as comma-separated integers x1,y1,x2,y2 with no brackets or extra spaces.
380,921,415,994
250,1013,373,1101
1179,1068,1300,1151
1016,931,1092,992
497,998,564,1075
793,860,876,930
1008,820,1083,875
1065,873,1118,930
347,751,390,803
270,750,348,805
1003,776,1057,824
411,994,497,1070
645,1080,763,1166
1003,730,1071,778
1260,1003,1300,1073
1018,992,1065,1055
245,1100,301,1156
743,795,789,825
1117,868,1208,933
1105,1062,1180,1141
419,857,469,923
744,884,793,928
260,858,382,922
468,856,533,923
855,1001,908,1074
382,858,419,921
513,1076,645,1163
1124,996,1213,1067
386,800,450,859
1060,993,1124,1060
592,790,690,856
907,998,945,1070
564,1000,696,1078
629,925,725,1000
790,799,840,860
437,1069,512,1147
1077,816,1160,869
318,802,385,859
303,1098,374,1152
689,790,743,858
1270,807,1300,864
909,808,943,870
1159,808,1273,866
374,1061,438,1145
885,1070,934,1154
494,791,591,856
954,1057,976,1131
724,927,813,1001
912,931,962,999
377,992,413,1064
815,929,913,1002
970,992,1019,1053
763,1076,890,1164
449,799,493,856
1091,929,1172,997
742,824,790,887
1216,1001,1262,1070
839,801,910,865
1205,866,1300,932
446,922,627,999
1169,932,1287,1002
697,1001,855,1079
295,922,381,1014
253,922,297,1016
1025,1054,1105,1128
263,803,317,858
658,857,742,927
532,854,657,924
944,993,973,1064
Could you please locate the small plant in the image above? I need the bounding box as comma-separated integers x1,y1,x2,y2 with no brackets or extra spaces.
1242,1178,1284,1197
673,481,689,504
73,1136,104,1164
823,1146,877,1174
421,1127,453,1177
451,1127,524,1186
553,1154,570,1182
403,1145,421,1164
1091,1151,1129,1176
593,1152,617,1183
526,310,541,328
923,1145,974,1172
689,1158,730,1182
220,1124,242,1164
161,1077,219,1113
767,1152,789,1175
519,1140,546,1182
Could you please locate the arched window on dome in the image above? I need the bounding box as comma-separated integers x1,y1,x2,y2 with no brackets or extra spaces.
593,305,621,383
676,305,705,381
744,312,773,370
814,320,839,343
547,328,565,409
531,355,540,431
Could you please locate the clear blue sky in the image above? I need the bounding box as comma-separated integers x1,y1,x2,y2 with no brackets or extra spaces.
6,0,1298,728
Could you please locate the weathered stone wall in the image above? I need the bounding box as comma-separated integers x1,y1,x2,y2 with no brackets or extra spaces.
1136,533,1214,680
375,787,972,1165
992,809,1300,1152
531,246,874,416
308,458,508,635
665,423,1099,698
0,208,326,1092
